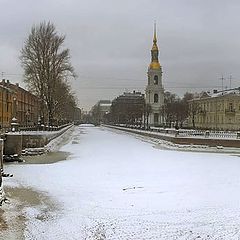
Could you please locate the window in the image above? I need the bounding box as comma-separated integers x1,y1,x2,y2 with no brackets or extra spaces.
154,75,158,85
154,94,158,103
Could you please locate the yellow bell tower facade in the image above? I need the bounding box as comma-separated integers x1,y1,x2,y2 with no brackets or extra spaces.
145,23,164,126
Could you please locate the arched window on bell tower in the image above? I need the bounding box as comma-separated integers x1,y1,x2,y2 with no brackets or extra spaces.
154,93,158,103
154,75,158,85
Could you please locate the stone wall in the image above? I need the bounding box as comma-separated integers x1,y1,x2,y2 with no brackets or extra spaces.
106,125,240,148
4,124,73,155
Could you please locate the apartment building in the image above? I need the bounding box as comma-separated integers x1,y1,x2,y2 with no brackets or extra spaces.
188,88,240,130
0,80,39,127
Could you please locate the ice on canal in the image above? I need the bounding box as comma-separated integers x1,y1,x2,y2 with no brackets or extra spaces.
4,126,240,239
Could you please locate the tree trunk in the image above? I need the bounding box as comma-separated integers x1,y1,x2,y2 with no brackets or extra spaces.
147,113,149,129
48,106,54,127
192,114,195,129
143,112,146,129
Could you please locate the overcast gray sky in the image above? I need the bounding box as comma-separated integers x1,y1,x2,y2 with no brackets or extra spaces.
1,0,240,110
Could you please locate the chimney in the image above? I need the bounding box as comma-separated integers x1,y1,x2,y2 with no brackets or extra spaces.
213,89,218,94
16,83,19,87
2,79,5,84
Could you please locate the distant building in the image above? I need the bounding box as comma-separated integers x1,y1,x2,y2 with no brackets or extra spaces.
188,88,240,130
111,91,144,124
145,24,164,126
73,107,81,122
98,100,111,116
90,100,112,124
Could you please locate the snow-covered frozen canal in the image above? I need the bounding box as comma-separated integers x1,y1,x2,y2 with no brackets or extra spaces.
3,126,240,239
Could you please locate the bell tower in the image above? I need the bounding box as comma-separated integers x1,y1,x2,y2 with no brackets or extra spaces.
145,23,164,126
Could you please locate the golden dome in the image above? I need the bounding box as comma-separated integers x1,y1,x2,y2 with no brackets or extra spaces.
149,61,161,70
149,22,161,70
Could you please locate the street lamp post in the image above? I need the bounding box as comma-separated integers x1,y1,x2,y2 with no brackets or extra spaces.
25,109,30,128
11,97,19,132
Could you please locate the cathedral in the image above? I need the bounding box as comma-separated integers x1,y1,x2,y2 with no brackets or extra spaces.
145,24,164,126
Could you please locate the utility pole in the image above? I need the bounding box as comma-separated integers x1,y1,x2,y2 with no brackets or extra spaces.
229,75,232,89
219,75,225,91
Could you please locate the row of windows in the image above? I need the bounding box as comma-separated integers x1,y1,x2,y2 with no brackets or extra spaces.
0,116,10,122
0,103,12,112
0,92,12,100
196,115,238,124
0,113,38,126
194,101,240,112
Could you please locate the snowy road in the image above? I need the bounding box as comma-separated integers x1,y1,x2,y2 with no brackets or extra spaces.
3,126,240,239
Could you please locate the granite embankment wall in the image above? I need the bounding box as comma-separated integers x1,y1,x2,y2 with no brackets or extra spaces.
105,125,240,148
4,124,73,155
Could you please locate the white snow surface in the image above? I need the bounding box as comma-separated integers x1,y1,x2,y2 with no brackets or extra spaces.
4,126,240,239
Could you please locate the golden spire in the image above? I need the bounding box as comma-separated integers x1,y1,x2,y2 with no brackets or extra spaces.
153,21,157,44
149,22,161,70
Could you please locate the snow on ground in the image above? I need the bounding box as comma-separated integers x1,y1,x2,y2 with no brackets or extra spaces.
3,126,240,239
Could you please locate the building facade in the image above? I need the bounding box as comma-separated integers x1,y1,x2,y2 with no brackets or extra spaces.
0,80,39,127
98,100,111,115
145,24,164,126
90,100,112,124
111,91,145,124
98,100,111,122
188,88,240,130
0,85,14,129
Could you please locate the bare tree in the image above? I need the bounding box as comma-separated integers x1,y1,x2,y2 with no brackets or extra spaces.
54,81,77,124
189,100,200,129
20,21,76,125
162,91,177,127
144,103,152,129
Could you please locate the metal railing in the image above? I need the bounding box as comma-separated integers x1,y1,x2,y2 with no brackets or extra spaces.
112,124,240,139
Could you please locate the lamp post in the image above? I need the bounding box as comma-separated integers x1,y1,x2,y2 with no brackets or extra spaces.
25,109,30,128
11,97,18,132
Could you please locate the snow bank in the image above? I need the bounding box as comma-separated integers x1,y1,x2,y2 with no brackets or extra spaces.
3,126,240,239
